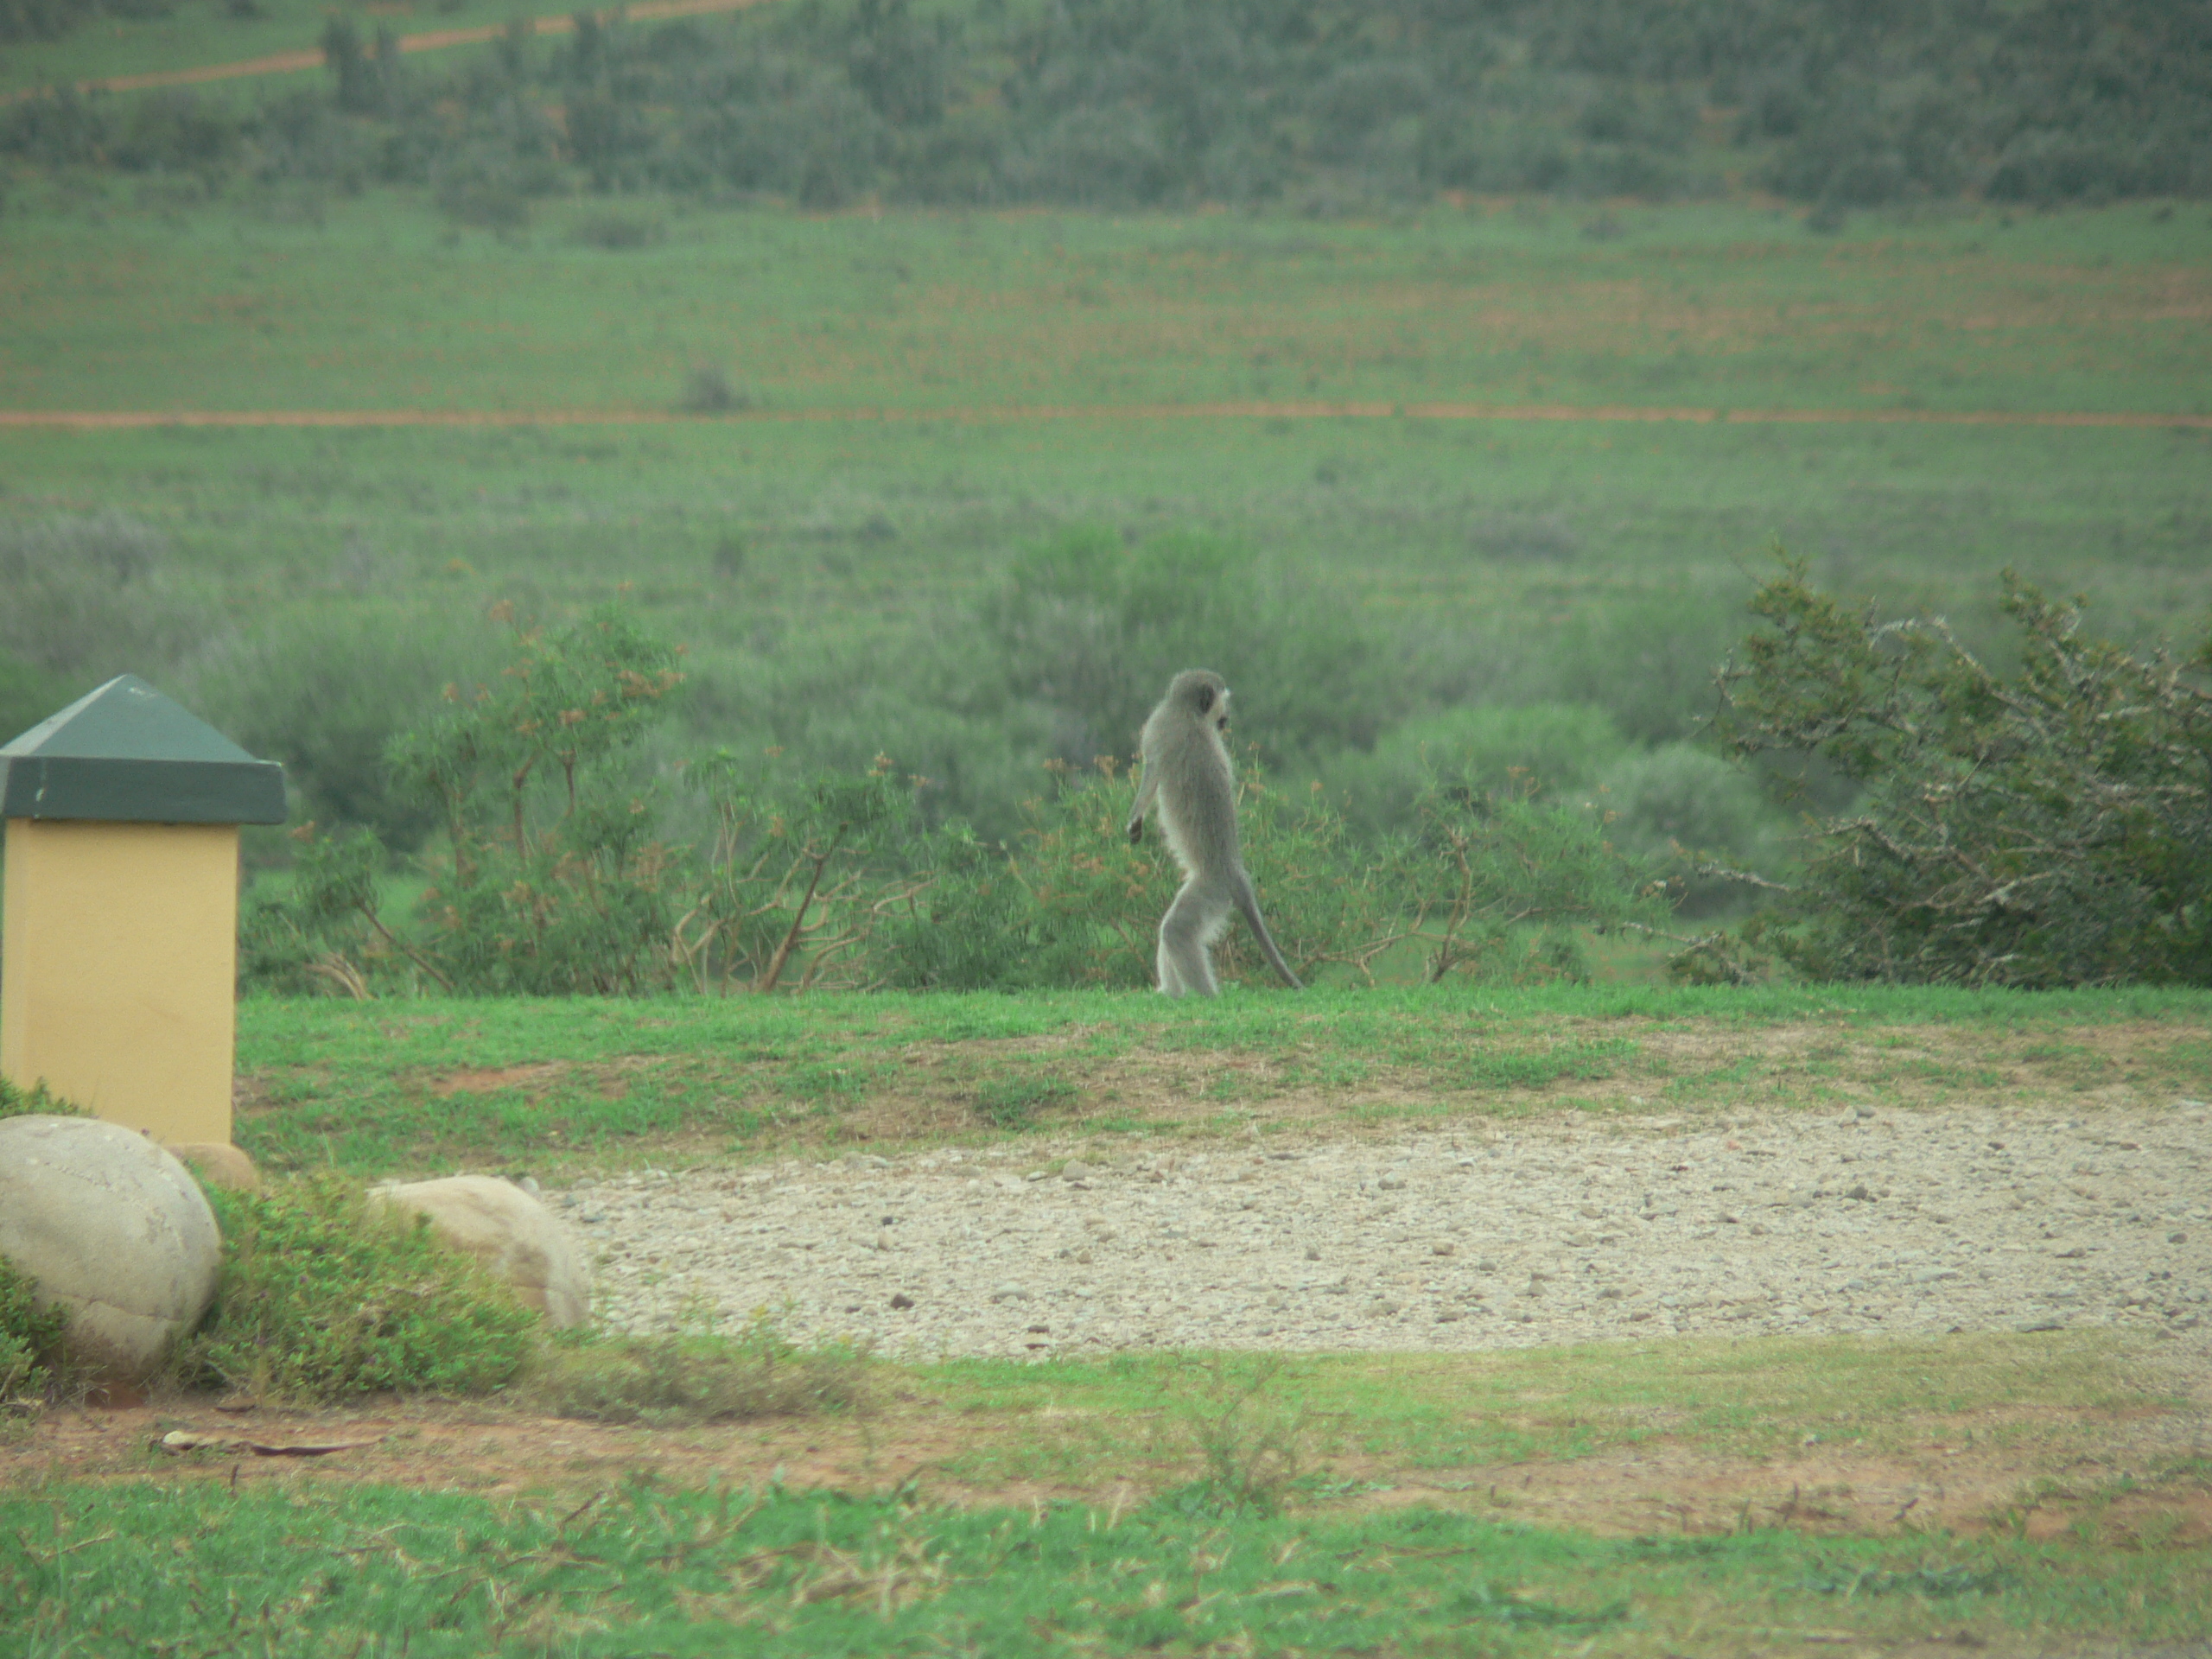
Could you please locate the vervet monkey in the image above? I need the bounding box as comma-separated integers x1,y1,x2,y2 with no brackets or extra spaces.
1126,669,1304,996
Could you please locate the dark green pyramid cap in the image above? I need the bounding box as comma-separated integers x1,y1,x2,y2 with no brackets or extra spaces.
0,676,286,824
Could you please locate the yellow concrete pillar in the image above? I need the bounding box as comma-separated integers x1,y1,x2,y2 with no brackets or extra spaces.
0,677,284,1146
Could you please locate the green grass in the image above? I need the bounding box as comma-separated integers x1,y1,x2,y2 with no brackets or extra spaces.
913,1329,2173,1479
7,189,2211,417
3,188,2209,855
232,983,2212,1177
4,1474,2202,1656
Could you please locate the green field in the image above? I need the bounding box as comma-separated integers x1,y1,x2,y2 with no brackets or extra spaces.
4,186,2209,849
232,982,2212,1176
5,36,2212,1649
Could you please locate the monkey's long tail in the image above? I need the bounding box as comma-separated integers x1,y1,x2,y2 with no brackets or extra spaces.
1234,876,1305,991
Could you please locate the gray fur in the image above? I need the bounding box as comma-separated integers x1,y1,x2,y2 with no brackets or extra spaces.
1126,669,1303,995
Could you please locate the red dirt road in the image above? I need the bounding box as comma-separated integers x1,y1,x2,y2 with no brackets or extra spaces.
3,401,2208,431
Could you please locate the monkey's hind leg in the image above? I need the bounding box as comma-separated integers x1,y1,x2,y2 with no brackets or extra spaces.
1156,876,1226,997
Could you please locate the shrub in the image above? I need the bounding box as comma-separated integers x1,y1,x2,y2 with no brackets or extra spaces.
1593,741,1787,913
387,607,687,995
177,1175,537,1401
0,512,210,690
985,527,1389,772
1384,779,1669,984
0,1255,67,1403
200,604,505,851
1318,702,1630,836
674,747,924,993
887,753,1385,990
570,208,664,249
1713,561,2212,986
0,1077,83,1120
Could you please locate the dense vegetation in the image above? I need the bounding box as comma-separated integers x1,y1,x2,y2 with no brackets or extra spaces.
6,0,2210,216
232,557,2210,996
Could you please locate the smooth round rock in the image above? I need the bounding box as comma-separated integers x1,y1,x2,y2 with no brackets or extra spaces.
0,1116,222,1381
166,1142,262,1193
372,1176,591,1329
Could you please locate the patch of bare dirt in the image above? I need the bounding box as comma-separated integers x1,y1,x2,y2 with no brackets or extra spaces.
8,1390,2205,1546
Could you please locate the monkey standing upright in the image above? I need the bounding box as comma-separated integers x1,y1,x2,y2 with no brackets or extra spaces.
1126,669,1304,996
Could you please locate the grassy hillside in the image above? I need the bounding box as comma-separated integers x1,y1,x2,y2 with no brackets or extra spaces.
3,190,2206,863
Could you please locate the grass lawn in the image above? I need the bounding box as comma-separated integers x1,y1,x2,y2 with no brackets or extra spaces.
234,982,2212,1177
8,1328,2208,1655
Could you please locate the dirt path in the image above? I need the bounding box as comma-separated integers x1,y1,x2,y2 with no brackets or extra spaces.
580,1103,2212,1361
27,0,777,98
3,402,2208,431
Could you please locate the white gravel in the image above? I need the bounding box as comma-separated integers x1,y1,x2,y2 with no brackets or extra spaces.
563,1101,2212,1361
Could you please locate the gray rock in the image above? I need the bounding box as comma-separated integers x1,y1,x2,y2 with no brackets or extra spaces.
0,1116,220,1381
372,1176,591,1329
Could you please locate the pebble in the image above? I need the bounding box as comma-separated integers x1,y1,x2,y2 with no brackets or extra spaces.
565,1105,2212,1361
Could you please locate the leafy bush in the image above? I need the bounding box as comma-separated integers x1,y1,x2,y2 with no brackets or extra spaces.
1318,702,1630,836
0,1083,83,1402
176,1175,537,1401
201,604,505,851
388,607,686,995
1384,777,1669,984
1593,741,1788,914
986,527,1389,772
14,0,2212,208
0,512,210,693
673,747,924,994
1713,562,2212,986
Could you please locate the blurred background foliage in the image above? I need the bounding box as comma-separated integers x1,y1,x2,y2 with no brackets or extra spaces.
5,0,2209,218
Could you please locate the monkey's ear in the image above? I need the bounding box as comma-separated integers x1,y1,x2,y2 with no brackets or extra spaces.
1196,684,1215,714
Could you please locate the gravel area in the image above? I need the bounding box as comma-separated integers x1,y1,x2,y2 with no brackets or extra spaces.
567,1102,2212,1361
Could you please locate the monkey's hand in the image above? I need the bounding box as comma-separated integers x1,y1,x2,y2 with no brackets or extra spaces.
1127,817,1144,844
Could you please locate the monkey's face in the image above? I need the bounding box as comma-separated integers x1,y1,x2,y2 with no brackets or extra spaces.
1193,679,1230,734
1170,669,1233,734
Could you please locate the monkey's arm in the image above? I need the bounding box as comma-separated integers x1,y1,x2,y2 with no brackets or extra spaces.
1232,873,1305,990
1126,766,1160,843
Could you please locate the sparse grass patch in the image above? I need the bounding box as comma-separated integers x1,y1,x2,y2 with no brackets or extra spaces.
519,1315,874,1427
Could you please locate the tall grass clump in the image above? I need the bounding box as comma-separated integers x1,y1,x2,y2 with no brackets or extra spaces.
176,1176,537,1402
523,1313,872,1426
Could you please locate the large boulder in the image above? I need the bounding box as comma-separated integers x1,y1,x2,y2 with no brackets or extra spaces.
371,1176,590,1329
0,1115,223,1381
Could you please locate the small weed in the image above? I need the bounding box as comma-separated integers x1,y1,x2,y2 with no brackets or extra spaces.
973,1074,1077,1130
1801,1560,2016,1599
1154,1356,1306,1518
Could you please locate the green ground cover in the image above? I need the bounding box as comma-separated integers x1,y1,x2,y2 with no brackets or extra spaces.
3,190,2208,853
6,192,2209,416
10,1475,2202,1657
233,984,2212,1176
0,0,520,97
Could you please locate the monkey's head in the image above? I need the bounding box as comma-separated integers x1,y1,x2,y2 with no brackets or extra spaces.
1166,669,1231,735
